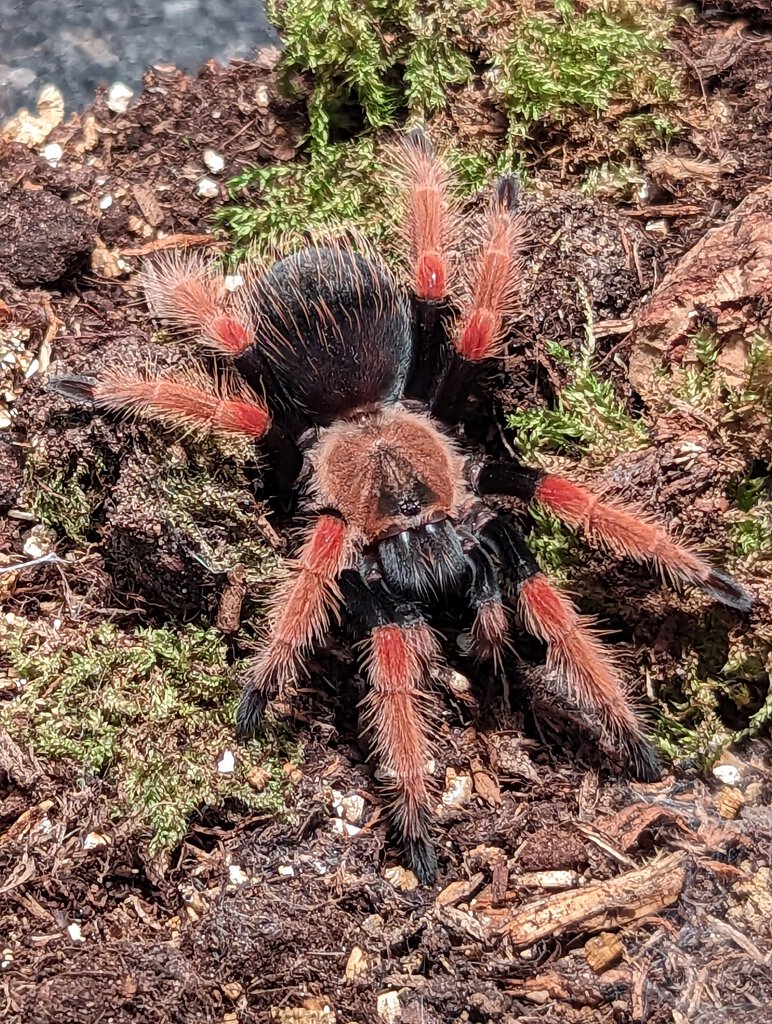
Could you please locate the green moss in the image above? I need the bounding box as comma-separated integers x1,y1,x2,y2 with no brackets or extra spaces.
2,620,295,856
153,443,282,598
491,0,680,139
216,137,390,259
269,0,482,143
507,337,648,466
727,469,772,558
25,451,110,542
725,332,772,417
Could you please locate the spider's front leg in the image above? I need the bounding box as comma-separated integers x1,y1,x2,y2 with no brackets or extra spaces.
341,568,442,884
479,511,661,781
237,515,354,734
474,461,753,612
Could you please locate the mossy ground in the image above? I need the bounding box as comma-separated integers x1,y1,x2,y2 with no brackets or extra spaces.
5,0,770,874
2,5,772,1022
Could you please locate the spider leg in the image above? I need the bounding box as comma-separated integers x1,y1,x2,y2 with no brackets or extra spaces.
464,542,509,667
474,461,753,612
392,127,458,303
392,128,459,401
51,366,271,441
480,512,661,781
142,250,256,356
237,515,353,734
432,175,523,423
341,568,441,884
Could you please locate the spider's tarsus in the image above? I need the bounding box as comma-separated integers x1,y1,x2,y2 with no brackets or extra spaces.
47,374,98,404
494,174,520,212
236,688,268,737
404,124,433,155
625,735,663,783
698,568,754,614
404,834,438,885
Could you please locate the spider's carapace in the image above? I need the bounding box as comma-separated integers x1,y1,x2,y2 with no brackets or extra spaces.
52,129,753,883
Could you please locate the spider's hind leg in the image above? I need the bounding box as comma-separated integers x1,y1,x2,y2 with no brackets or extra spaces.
50,365,271,441
341,568,442,884
475,460,753,613
480,512,661,782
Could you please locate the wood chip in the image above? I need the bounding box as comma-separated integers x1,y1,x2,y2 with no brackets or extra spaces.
131,183,165,227
215,563,247,634
471,758,501,807
584,931,625,973
629,181,772,398
495,852,687,947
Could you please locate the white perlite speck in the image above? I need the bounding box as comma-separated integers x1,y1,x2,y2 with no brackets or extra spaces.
107,82,134,114
217,749,235,774
203,148,225,174
43,142,62,167
196,177,220,199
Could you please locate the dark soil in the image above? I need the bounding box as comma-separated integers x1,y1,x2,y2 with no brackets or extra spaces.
1,13,771,1024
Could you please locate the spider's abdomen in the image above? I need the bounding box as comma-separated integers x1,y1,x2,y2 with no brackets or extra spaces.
242,246,412,423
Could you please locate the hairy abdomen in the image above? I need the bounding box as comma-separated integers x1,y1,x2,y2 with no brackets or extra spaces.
240,246,413,423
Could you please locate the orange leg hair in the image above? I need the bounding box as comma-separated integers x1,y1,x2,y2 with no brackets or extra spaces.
535,474,753,612
237,515,353,734
392,128,459,301
453,176,523,361
142,251,256,356
361,621,441,882
92,367,270,440
518,572,660,780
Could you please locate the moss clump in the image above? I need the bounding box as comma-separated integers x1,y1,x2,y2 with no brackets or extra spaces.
507,339,648,466
270,0,482,139
2,620,294,856
149,439,282,601
728,470,772,559
216,138,390,259
491,0,679,138
25,450,111,542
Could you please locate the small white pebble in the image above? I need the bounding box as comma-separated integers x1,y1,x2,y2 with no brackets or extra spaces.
0,415,11,430
228,864,249,885
441,769,474,808
106,82,133,114
224,273,244,291
66,922,84,942
713,764,742,787
22,537,46,559
43,142,62,166
255,86,270,107
99,194,114,210
332,818,362,837
203,148,225,174
53,617,62,631
277,864,295,877
211,109,222,120
196,177,220,199
24,358,40,379
377,991,401,1024
339,793,366,825
217,749,235,774
645,218,669,238
82,831,110,850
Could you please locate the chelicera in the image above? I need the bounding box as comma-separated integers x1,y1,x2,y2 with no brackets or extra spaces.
54,130,752,882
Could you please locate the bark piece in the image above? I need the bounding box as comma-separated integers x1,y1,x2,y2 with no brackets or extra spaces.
628,183,772,399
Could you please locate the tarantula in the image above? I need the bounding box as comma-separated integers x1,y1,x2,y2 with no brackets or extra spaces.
54,130,752,882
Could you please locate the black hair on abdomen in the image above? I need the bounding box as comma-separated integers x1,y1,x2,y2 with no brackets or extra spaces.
241,245,412,423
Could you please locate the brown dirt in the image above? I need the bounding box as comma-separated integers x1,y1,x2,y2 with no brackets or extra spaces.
1,13,771,1024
